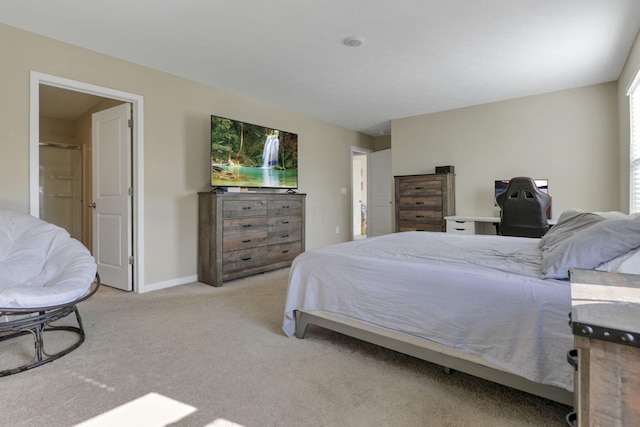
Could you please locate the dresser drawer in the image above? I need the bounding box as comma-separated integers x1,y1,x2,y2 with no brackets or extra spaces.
268,198,303,216
222,200,268,218
268,228,302,244
398,209,443,223
397,222,443,232
268,216,302,244
446,220,475,234
397,196,443,211
268,241,302,264
222,247,268,272
397,177,443,196
223,217,268,235
223,231,268,251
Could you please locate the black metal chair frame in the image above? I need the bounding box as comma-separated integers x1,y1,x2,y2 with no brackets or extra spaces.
0,273,100,377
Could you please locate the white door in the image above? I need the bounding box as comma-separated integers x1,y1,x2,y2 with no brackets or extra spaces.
92,103,132,291
369,149,392,236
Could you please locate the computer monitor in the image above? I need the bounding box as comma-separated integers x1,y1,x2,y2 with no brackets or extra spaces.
494,179,550,218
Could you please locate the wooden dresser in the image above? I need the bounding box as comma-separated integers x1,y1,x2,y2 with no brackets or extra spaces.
394,173,455,232
198,192,305,286
568,269,640,426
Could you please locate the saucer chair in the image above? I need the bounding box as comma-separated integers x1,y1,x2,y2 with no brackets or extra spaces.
0,209,100,376
496,177,552,238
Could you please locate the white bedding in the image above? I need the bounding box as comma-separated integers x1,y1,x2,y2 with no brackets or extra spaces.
283,231,573,392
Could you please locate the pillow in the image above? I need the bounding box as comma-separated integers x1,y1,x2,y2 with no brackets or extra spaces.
596,247,640,275
541,219,640,279
539,209,604,252
593,211,631,220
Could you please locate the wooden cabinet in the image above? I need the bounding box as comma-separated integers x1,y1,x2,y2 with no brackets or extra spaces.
394,173,455,232
569,269,640,426
198,192,305,286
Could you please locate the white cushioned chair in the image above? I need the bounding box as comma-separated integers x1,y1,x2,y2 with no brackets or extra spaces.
0,209,99,376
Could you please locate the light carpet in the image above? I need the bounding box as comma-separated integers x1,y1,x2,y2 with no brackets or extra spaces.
0,268,570,426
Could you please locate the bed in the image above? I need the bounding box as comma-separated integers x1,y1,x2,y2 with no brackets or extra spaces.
282,209,640,406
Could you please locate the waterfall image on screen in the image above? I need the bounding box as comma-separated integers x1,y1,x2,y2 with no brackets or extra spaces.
210,115,298,189
262,135,280,168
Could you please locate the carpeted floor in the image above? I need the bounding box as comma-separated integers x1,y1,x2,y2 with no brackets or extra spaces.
0,268,571,426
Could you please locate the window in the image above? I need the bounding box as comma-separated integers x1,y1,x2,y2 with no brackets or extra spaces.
629,69,640,213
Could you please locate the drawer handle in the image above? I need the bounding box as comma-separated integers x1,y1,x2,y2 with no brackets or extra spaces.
566,349,578,370
415,215,425,218
282,221,290,224
242,224,252,228
282,250,289,254
416,229,425,231
282,205,290,208
454,228,465,231
415,202,424,205
242,206,252,210
242,239,252,243
415,186,425,190
282,234,289,238
241,257,252,261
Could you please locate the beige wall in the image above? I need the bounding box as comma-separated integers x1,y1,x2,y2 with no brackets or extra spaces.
0,24,373,288
391,82,620,218
617,30,640,213
373,135,391,151
40,117,76,144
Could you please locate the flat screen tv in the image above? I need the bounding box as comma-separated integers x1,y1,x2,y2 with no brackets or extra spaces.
494,179,550,218
210,115,298,189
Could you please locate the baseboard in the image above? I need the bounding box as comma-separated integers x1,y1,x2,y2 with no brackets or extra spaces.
143,275,198,293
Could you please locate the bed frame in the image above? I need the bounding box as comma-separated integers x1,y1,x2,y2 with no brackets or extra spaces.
295,310,574,407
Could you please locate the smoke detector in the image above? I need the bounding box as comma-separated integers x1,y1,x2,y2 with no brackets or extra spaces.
343,36,365,47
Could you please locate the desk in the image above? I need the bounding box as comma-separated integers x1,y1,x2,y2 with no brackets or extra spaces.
445,215,557,235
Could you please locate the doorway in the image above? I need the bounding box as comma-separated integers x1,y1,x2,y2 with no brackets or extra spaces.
39,84,124,250
39,142,83,240
29,71,145,293
350,147,393,239
351,147,371,240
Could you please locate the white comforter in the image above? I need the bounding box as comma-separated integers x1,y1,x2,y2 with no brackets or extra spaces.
283,231,573,391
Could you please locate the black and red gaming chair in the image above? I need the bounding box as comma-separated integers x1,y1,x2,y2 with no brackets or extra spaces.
496,177,551,238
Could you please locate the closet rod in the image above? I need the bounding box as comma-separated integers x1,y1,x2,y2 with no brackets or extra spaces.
39,141,82,150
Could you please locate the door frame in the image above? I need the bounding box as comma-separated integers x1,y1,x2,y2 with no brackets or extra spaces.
29,71,146,293
350,146,371,239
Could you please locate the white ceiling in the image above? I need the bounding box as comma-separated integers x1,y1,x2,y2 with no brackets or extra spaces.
3,0,640,136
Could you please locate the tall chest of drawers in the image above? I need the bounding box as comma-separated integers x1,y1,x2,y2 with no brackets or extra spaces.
394,173,455,232
198,192,305,286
